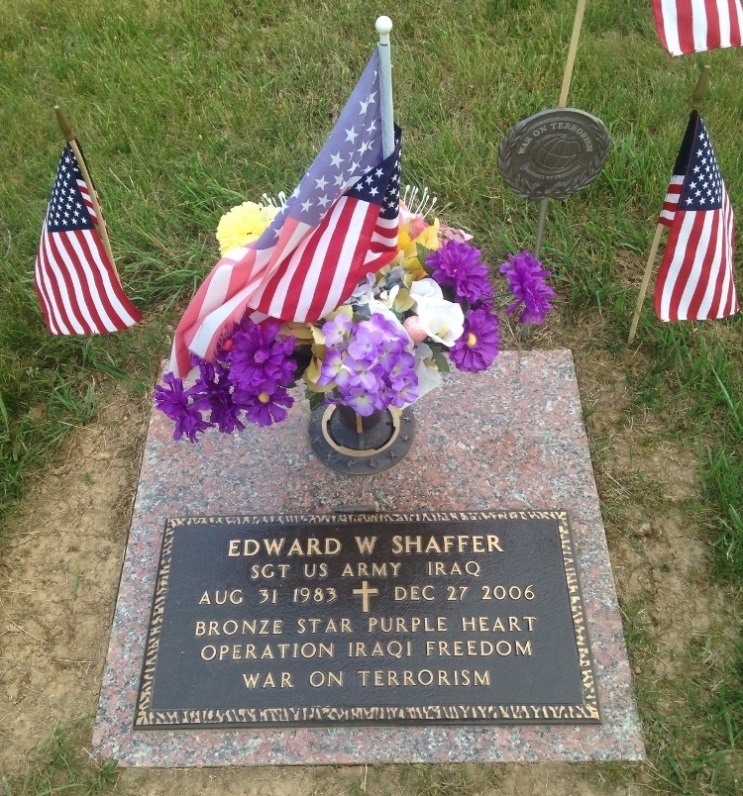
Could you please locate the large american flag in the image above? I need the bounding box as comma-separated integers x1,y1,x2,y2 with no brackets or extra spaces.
34,144,141,334
170,50,401,377
655,111,738,321
652,0,743,56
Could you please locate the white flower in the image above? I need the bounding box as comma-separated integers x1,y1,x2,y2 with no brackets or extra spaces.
416,300,464,347
409,278,444,304
374,283,400,310
413,342,443,399
408,278,464,347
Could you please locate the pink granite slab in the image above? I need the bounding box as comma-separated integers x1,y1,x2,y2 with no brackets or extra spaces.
92,349,645,765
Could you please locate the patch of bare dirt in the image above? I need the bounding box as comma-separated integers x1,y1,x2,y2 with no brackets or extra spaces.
573,340,737,716
0,311,737,794
0,386,148,770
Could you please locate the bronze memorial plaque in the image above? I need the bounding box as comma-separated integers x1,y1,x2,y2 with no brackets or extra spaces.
134,511,600,729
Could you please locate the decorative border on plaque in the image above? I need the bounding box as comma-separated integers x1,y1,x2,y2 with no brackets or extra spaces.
135,510,600,728
135,519,174,726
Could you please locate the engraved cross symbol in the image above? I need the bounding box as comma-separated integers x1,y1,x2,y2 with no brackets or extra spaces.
352,580,379,613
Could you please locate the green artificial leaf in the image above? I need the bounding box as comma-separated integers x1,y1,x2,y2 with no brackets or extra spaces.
306,389,326,412
428,343,451,373
417,243,434,276
393,287,415,314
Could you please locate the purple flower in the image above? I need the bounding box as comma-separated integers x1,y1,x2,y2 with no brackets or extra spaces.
347,322,383,361
316,348,345,386
336,357,380,392
227,318,297,390
374,343,402,371
320,312,419,413
193,360,245,435
450,309,500,373
427,240,494,304
499,250,555,325
154,372,211,442
366,313,406,349
387,351,416,391
343,387,376,416
390,375,419,407
323,314,353,347
237,382,294,427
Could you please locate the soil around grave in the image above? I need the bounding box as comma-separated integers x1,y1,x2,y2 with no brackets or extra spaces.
0,315,735,795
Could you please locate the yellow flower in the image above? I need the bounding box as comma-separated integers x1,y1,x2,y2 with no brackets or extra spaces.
413,217,442,251
397,217,442,283
304,334,332,393
279,321,314,343
304,349,334,393
216,202,279,255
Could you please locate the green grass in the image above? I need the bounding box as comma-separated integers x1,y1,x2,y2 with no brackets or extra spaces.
0,719,118,796
1,0,742,792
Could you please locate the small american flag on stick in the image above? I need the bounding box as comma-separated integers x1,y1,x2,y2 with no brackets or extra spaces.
34,141,141,334
652,0,743,56
170,49,401,377
654,110,738,321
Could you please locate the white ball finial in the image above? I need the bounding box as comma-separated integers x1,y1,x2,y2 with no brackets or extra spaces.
375,16,393,36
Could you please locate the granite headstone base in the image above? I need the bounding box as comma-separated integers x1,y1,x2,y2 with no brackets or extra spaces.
92,349,645,765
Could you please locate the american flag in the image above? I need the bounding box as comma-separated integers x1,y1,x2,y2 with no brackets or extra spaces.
34,143,141,334
652,0,743,56
654,111,738,321
170,50,401,377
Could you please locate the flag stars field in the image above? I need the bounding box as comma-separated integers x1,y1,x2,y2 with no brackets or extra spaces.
169,49,402,375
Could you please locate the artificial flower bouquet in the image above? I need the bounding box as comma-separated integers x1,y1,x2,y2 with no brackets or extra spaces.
155,195,555,442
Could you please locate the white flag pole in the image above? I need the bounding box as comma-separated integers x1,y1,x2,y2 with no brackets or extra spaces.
375,16,395,159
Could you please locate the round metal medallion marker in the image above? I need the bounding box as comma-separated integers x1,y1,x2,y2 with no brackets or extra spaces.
498,108,611,201
309,405,415,474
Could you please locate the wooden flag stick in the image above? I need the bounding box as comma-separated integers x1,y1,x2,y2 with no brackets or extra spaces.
626,66,711,344
627,224,663,344
54,106,74,141
690,65,711,111
558,0,588,108
522,0,587,343
54,105,120,279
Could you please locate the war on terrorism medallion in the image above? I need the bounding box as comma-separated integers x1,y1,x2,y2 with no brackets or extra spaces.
498,108,611,200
